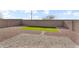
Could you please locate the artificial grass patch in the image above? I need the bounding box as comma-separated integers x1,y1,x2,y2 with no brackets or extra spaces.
21,26,59,32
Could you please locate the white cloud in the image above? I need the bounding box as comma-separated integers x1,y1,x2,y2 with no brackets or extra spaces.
44,10,49,14
73,12,79,16
0,10,3,18
1,10,11,19
63,11,72,15
32,10,38,14
1,10,19,19
24,10,31,13
33,16,42,19
63,11,79,17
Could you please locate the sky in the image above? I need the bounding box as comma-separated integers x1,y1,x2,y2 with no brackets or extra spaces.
0,0,79,20
0,0,79,10
1,10,79,20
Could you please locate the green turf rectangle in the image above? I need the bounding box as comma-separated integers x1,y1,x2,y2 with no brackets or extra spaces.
21,26,59,32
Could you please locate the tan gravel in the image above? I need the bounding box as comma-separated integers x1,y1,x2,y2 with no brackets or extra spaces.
0,33,77,48
0,27,78,48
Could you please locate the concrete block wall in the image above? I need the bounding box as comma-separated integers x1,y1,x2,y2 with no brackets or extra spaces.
0,19,8,27
0,19,64,28
0,19,79,32
64,20,79,32
73,21,79,32
7,19,21,27
0,19,21,27
64,21,73,30
22,20,64,27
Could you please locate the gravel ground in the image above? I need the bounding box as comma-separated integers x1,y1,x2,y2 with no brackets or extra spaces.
0,33,77,48
0,27,78,48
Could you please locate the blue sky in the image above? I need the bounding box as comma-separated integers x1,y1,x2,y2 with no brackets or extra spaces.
1,10,79,20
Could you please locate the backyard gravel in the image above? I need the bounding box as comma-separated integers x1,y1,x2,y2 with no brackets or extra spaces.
0,33,77,48
0,27,78,48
